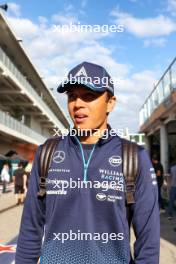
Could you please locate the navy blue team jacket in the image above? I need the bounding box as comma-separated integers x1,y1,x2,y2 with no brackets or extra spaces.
15,129,160,264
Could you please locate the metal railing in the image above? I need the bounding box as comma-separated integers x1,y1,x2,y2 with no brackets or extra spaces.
0,109,46,144
0,47,66,130
139,58,176,126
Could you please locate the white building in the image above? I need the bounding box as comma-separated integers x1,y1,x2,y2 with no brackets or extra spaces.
0,12,69,161
139,58,176,172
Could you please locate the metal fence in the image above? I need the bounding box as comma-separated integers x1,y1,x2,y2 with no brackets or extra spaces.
139,58,176,126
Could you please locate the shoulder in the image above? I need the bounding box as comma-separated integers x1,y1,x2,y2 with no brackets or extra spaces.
42,136,65,146
136,145,152,171
120,138,150,169
36,136,65,159
159,162,164,170
13,169,18,174
121,138,146,154
37,136,63,151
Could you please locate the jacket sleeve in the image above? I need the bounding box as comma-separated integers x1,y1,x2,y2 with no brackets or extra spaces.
132,147,160,264
15,145,45,264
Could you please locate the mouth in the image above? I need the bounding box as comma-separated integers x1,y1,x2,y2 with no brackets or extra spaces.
74,113,88,124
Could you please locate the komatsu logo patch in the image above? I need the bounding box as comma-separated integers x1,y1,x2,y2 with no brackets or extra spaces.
96,193,107,201
109,156,122,167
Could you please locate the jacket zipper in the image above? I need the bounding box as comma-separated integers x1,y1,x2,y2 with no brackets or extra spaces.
75,137,96,182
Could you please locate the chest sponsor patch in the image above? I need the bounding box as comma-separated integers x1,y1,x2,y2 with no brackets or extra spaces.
96,193,122,203
109,156,122,167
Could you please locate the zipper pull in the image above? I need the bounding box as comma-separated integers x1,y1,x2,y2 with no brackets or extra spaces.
84,164,88,182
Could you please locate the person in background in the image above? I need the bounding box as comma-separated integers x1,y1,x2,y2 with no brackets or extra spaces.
152,154,164,209
167,160,176,220
0,163,10,193
13,162,25,205
23,162,32,196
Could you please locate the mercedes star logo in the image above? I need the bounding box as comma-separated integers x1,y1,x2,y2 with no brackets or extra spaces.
53,151,65,163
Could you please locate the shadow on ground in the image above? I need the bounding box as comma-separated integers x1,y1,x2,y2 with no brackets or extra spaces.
160,210,176,246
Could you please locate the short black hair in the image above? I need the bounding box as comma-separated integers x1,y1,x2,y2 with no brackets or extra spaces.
152,154,158,161
106,91,113,102
18,162,23,168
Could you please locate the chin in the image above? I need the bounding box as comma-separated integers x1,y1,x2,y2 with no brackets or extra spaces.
74,123,93,130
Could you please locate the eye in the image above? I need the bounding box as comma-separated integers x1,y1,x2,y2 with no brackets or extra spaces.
82,92,95,101
67,93,76,101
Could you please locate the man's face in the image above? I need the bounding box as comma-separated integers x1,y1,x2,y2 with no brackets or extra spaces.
67,86,116,130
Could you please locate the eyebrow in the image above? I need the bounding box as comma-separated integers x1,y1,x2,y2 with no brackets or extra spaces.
67,91,95,96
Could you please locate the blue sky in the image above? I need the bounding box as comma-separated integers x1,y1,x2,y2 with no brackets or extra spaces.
3,0,176,133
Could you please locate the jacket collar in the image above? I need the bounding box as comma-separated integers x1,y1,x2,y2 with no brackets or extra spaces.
69,124,121,147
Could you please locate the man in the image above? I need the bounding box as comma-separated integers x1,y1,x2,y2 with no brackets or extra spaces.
167,161,176,219
16,62,160,264
152,154,164,209
13,162,26,205
0,163,10,193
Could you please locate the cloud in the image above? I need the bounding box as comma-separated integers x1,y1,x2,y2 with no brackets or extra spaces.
111,7,176,38
51,1,87,24
167,0,176,15
118,70,156,95
51,13,78,24
38,16,48,28
7,17,39,38
144,37,167,47
8,2,21,17
110,70,157,132
81,0,88,8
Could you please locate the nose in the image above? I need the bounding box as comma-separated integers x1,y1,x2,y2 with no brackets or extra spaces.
74,96,85,108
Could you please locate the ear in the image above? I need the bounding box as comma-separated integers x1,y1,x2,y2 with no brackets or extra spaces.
107,96,117,114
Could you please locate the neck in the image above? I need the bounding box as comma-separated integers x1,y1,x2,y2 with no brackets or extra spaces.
76,122,108,144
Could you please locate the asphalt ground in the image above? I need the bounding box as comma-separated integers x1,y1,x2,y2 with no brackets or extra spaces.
0,191,175,264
